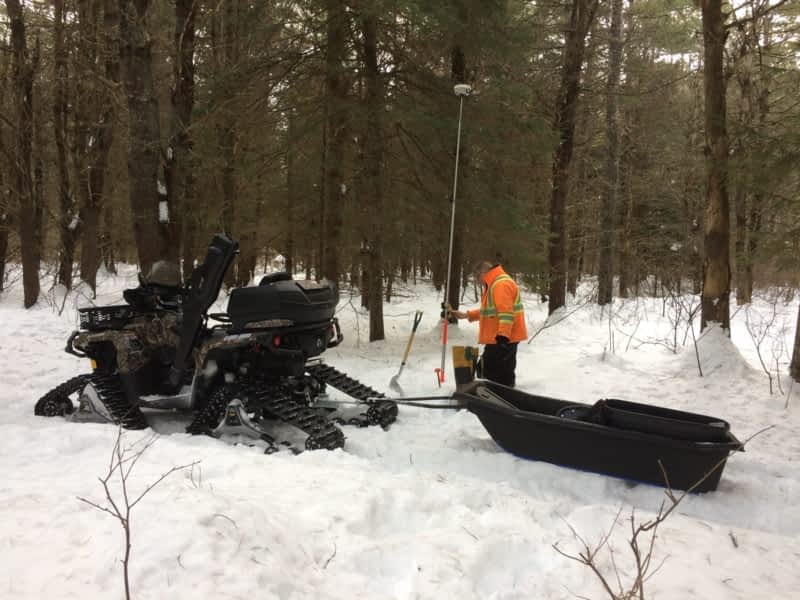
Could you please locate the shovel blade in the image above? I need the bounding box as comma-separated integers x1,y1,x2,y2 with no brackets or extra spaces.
389,374,404,396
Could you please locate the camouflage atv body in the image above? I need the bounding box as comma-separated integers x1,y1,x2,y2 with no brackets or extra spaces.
35,235,396,451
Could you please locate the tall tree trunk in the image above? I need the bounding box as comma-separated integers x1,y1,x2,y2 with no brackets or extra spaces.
360,247,369,309
285,109,298,275
737,206,757,303
734,26,755,306
0,218,7,291
617,3,638,299
167,0,197,283
32,39,45,297
181,208,195,280
0,50,6,292
400,257,409,283
0,165,7,292
321,0,348,283
0,104,7,291
72,0,95,290
791,301,800,382
81,0,120,289
700,0,731,332
216,0,239,285
220,121,237,281
238,198,259,285
53,0,76,289
119,0,171,274
362,10,384,341
8,0,40,307
734,187,750,304
744,18,772,299
71,0,110,293
573,230,587,294
315,121,325,280
682,66,704,297
733,14,771,304
598,0,623,306
101,200,117,274
745,202,761,292
547,0,599,315
566,179,585,296
684,187,703,295
385,268,394,302
618,162,633,299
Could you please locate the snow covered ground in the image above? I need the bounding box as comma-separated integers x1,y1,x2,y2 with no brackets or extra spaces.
1,266,798,599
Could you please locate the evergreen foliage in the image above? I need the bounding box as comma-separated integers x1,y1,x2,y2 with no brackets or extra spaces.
0,0,797,359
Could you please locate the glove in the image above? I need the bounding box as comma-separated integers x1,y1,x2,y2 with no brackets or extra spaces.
495,335,510,347
442,303,459,321
493,335,514,364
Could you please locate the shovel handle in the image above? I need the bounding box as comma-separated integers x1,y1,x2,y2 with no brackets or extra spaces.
400,310,423,366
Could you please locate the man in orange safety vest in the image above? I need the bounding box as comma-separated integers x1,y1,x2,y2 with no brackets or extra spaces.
450,261,527,387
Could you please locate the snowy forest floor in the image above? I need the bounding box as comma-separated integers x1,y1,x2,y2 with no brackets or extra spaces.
1,266,798,599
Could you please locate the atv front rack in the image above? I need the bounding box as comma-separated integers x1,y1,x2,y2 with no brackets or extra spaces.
78,305,135,331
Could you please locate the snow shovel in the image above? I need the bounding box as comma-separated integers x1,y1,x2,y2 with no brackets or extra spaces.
389,310,424,395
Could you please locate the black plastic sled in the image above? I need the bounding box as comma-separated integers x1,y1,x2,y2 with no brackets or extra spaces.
453,381,743,492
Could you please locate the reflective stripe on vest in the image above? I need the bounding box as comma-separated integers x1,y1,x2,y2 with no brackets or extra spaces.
479,274,523,321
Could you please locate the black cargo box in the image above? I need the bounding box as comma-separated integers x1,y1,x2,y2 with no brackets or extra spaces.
227,277,337,330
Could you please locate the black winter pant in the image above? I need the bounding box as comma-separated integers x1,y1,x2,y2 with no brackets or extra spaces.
481,342,518,387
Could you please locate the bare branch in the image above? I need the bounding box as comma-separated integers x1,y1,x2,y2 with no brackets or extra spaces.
725,0,791,30
76,495,120,521
528,284,598,344
77,427,201,600
129,461,199,509
322,542,337,569
554,425,774,598
729,531,739,548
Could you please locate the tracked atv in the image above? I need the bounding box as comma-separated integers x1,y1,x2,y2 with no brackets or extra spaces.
34,234,397,452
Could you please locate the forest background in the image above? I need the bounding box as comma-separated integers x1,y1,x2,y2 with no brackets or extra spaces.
0,0,799,377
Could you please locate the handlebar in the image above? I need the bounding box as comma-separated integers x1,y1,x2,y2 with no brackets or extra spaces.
64,331,87,358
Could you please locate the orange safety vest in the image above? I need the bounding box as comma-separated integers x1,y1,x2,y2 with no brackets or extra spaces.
466,265,527,344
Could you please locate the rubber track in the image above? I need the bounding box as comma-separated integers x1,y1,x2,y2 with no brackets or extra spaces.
249,381,345,450
186,382,345,451
305,364,398,427
34,374,148,430
90,375,149,430
306,364,386,400
34,375,89,416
